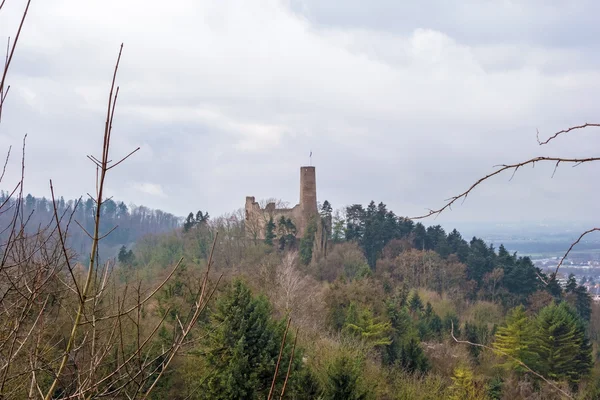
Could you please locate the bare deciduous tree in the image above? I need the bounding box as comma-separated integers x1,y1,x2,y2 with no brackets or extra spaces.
0,7,221,397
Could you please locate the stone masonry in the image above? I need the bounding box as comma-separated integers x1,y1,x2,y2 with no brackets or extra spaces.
245,166,318,239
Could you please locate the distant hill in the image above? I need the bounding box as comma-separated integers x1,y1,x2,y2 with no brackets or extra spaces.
0,191,182,261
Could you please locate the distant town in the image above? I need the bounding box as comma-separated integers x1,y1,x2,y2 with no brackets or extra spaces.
533,257,600,301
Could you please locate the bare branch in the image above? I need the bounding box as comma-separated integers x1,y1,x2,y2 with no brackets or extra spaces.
79,257,184,325
0,0,31,110
268,317,291,400
74,219,94,240
552,228,600,279
537,123,600,145
98,224,119,240
0,145,11,183
280,327,299,400
44,44,124,400
107,147,141,170
411,156,600,220
50,179,83,302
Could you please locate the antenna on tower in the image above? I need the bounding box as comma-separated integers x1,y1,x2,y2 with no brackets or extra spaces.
309,150,312,166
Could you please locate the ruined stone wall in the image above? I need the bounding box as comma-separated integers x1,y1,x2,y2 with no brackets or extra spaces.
244,166,318,240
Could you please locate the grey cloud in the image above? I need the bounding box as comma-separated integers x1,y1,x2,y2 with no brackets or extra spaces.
1,0,599,227
291,0,600,49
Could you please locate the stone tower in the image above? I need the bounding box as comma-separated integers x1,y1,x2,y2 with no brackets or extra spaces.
244,166,318,239
300,166,317,215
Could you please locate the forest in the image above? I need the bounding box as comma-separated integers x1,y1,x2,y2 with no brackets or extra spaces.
0,191,180,261
109,199,596,399
4,190,597,399
2,2,599,398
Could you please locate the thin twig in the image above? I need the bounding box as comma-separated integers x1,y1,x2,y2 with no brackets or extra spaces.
411,156,600,220
107,147,141,170
552,228,600,279
50,179,83,302
79,257,184,325
0,145,11,183
537,123,600,145
0,0,31,109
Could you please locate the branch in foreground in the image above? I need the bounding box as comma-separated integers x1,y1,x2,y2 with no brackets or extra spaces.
44,43,125,400
450,322,573,399
0,0,32,115
552,228,600,279
280,327,299,399
410,156,600,220
537,123,600,146
268,316,291,400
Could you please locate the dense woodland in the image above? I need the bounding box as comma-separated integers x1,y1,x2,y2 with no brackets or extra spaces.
73,198,596,399
0,191,180,261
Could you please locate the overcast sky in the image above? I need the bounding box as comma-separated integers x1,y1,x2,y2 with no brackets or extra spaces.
1,0,599,227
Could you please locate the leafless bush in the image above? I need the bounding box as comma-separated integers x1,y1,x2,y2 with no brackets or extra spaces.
0,9,220,396
272,251,326,332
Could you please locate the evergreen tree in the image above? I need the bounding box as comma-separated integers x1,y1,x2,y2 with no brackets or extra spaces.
264,217,276,246
408,291,424,315
533,301,592,385
446,229,470,262
566,273,577,293
466,238,496,286
384,298,430,373
320,200,333,236
546,275,564,299
323,354,368,400
195,210,209,225
493,305,539,373
277,216,297,251
183,212,196,232
299,217,317,265
117,245,135,266
399,337,430,373
201,279,301,399
331,210,346,243
411,223,427,251
448,365,480,400
574,285,592,321
343,302,392,348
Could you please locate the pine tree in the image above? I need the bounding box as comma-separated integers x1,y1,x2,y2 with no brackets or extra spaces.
299,217,317,265
408,291,424,315
331,210,346,243
323,354,368,400
493,305,539,373
343,302,392,347
264,216,276,246
566,273,577,293
117,245,135,266
533,301,592,385
448,365,480,400
574,285,592,321
183,212,196,232
201,279,302,399
399,336,430,373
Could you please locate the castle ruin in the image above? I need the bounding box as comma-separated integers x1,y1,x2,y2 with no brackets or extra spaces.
245,166,318,239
